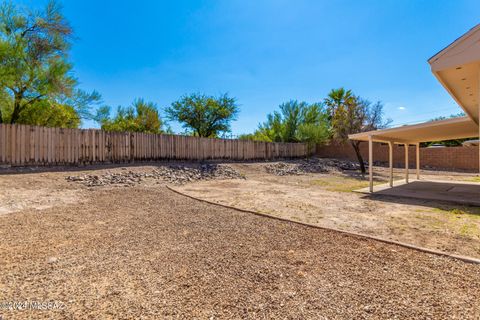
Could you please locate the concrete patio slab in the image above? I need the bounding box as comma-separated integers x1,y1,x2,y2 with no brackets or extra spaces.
355,179,480,206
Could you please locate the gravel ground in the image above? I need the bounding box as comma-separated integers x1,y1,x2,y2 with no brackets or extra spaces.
0,186,479,319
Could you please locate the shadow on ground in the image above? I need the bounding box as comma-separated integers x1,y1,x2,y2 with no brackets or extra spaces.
364,193,480,216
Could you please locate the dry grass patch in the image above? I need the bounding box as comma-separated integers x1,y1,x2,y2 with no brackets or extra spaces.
308,175,384,192
464,176,480,183
411,207,480,240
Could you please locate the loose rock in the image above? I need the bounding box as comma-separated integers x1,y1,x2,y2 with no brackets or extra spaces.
265,158,361,176
66,164,244,187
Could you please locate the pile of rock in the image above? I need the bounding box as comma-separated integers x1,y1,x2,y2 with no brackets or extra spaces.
265,158,361,176
315,158,362,171
66,164,244,187
152,164,244,184
265,162,306,176
66,171,147,187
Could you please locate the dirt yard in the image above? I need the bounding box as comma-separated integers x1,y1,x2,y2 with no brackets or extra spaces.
176,160,480,259
1,162,480,319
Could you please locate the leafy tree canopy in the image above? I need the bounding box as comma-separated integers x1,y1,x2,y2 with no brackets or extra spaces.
96,98,166,134
166,93,239,138
0,0,100,125
18,99,79,128
245,100,330,147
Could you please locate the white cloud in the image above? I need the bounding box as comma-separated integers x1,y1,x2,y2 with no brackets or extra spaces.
398,106,406,111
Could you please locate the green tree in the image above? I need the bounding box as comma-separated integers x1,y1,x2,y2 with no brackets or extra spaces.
96,99,165,134
247,100,330,149
166,93,239,137
16,100,80,128
238,133,256,140
325,88,391,174
430,112,465,121
0,0,99,124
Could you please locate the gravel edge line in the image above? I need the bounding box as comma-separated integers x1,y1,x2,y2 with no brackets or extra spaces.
165,185,480,265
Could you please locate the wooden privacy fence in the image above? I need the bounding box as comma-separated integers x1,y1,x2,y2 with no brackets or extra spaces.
0,124,308,166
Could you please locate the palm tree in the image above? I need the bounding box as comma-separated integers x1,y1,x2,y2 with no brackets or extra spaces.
325,88,389,174
324,88,355,119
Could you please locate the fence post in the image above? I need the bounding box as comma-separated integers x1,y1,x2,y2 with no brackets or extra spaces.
130,133,135,163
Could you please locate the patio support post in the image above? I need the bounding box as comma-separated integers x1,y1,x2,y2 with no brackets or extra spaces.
416,143,420,180
388,141,393,187
404,143,409,183
369,135,373,193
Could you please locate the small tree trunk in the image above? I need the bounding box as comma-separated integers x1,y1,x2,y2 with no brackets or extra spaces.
0,107,3,124
351,140,366,174
10,94,22,124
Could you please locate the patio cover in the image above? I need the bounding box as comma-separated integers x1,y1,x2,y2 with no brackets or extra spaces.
348,24,480,192
348,116,478,144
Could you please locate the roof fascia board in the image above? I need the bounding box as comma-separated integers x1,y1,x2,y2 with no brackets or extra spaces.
371,136,412,144
348,117,476,143
350,116,471,138
428,24,480,65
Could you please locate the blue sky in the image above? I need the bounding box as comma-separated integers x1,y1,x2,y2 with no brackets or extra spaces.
18,0,480,134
